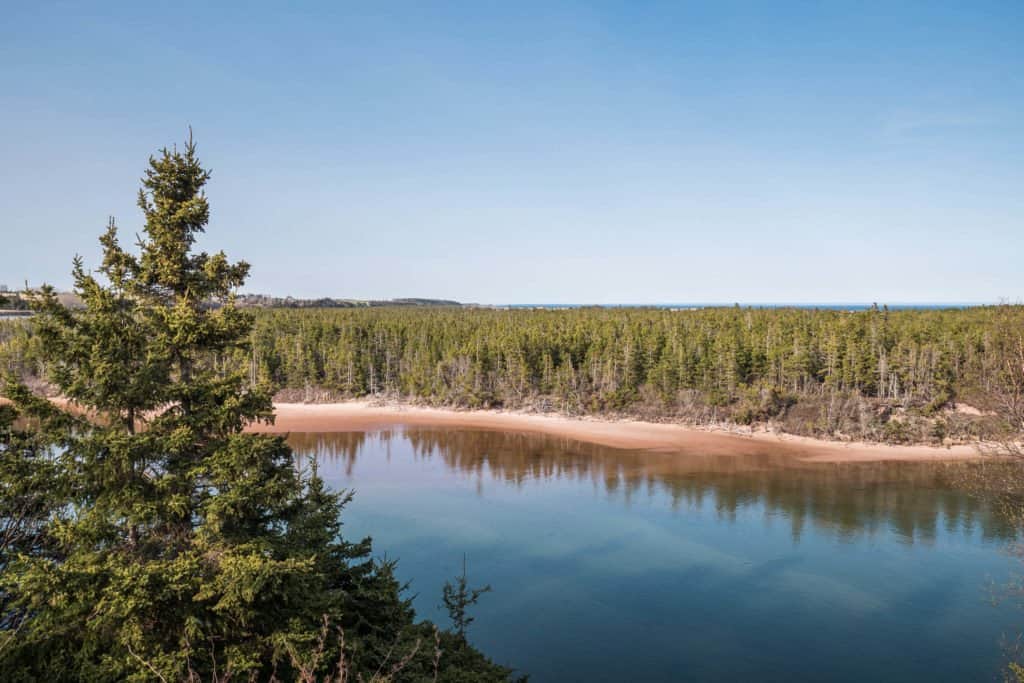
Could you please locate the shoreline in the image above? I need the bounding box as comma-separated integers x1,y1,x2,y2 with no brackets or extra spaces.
257,400,985,464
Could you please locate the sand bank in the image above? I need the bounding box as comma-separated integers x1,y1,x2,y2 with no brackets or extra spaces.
256,401,984,464
2,395,986,463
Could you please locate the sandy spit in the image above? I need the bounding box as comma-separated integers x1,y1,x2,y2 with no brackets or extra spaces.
1,395,986,463
254,401,985,464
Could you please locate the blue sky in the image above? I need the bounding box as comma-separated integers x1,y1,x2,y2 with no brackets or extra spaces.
2,1,1021,304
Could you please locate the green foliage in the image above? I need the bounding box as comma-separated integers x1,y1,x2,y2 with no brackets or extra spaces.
4,302,1022,452
238,304,1009,403
441,556,491,641
0,399,60,643
0,136,514,681
7,301,1021,443
198,303,1020,442
735,386,797,425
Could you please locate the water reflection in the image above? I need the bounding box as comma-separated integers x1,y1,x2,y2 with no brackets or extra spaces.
287,428,1019,682
288,428,1011,546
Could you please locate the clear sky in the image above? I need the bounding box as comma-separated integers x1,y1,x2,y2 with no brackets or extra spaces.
2,1,1022,304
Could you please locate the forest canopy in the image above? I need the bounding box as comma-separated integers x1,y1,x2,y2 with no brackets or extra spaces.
6,303,1023,446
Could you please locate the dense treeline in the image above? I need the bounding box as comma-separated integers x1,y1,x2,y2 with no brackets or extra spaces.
5,304,1022,444
242,304,1020,443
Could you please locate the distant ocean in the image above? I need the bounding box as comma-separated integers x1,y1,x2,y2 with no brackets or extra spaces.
503,303,990,311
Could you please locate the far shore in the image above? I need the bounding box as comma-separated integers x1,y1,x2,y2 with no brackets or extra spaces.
255,400,987,464
1,395,991,464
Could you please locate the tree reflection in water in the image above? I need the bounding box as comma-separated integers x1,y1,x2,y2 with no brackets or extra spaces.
287,428,1012,546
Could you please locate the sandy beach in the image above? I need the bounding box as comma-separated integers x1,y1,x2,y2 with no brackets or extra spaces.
255,400,985,464
2,395,987,463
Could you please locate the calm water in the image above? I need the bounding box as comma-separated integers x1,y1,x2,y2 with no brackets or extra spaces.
288,429,1019,682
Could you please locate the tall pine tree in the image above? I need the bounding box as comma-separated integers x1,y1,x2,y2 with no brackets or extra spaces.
0,134,513,682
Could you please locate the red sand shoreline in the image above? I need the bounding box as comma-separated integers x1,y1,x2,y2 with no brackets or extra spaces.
257,401,984,464
2,395,987,463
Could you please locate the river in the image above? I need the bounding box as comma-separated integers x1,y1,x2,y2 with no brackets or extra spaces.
288,428,1019,682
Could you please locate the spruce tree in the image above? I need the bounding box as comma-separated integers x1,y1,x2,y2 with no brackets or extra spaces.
441,555,491,641
0,135,513,682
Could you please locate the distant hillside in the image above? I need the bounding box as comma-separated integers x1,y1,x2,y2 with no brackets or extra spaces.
235,294,462,308
0,290,462,312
